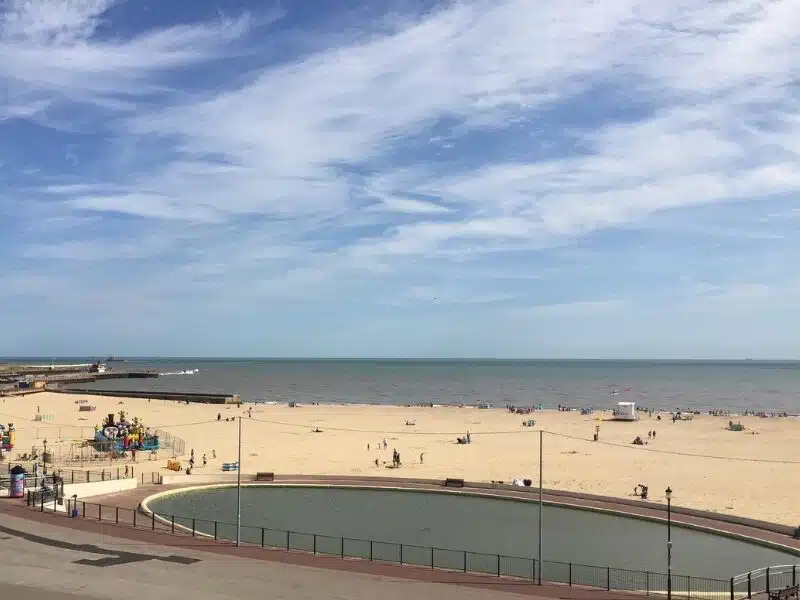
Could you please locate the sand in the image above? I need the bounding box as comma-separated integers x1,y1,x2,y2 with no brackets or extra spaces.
2,391,798,526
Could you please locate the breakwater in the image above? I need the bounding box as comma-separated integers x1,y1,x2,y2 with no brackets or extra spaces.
56,388,240,404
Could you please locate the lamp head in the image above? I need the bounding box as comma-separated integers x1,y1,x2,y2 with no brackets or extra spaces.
665,487,673,500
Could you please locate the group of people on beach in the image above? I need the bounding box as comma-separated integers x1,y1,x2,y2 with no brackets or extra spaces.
365,433,428,469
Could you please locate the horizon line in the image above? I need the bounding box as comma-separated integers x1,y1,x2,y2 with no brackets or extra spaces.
2,356,799,363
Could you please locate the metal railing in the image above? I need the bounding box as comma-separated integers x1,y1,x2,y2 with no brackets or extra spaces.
731,565,799,599
3,465,135,488
34,498,731,599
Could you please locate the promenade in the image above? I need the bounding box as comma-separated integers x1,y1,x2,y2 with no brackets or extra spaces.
5,476,800,600
0,507,635,600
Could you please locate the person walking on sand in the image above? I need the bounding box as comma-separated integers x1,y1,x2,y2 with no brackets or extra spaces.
202,454,207,467
420,452,424,464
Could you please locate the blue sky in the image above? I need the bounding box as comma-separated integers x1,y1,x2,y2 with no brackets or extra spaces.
1,0,799,359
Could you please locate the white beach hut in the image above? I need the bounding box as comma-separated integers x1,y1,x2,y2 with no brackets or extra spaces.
612,401,638,421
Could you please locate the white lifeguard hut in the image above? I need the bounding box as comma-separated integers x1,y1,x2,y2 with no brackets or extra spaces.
612,401,638,421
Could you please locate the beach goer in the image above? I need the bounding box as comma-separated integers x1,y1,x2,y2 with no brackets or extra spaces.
202,454,207,467
383,439,387,450
419,452,424,464
212,450,216,459
124,465,129,477
217,413,221,421
367,443,370,450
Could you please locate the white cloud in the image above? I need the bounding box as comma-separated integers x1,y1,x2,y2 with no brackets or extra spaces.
0,0,253,119
3,0,800,356
89,0,795,257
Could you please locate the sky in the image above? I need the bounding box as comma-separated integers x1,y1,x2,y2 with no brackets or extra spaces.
1,0,799,359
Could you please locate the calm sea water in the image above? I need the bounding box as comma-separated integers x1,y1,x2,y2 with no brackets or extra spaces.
13,358,798,414
147,485,797,578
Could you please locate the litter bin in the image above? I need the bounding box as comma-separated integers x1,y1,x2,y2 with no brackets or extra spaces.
10,465,26,498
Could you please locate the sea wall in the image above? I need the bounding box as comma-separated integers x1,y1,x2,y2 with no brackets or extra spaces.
56,388,240,404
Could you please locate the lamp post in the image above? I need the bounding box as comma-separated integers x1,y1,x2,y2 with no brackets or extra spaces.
236,416,242,547
42,439,48,475
537,429,543,585
666,486,673,600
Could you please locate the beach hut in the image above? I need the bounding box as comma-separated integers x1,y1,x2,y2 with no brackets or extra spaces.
612,401,637,421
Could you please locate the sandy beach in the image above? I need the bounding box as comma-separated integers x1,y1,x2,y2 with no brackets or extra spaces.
2,391,798,526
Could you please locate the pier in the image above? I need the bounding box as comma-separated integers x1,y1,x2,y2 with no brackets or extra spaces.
0,362,158,393
55,388,240,404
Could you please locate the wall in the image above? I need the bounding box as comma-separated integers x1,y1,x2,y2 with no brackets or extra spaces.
40,477,138,513
63,477,138,499
159,473,256,485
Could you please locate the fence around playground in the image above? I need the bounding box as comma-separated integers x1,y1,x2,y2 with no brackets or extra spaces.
25,495,739,600
12,427,186,465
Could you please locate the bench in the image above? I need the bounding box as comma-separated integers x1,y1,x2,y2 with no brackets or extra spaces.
255,472,274,481
769,584,800,600
444,478,464,488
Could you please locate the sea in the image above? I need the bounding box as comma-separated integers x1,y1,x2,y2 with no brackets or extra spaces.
7,358,800,414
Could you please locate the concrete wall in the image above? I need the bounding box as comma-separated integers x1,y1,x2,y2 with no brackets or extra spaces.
39,477,138,513
159,473,255,485
63,477,138,499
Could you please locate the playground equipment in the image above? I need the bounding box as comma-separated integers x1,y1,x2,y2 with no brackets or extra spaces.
166,459,181,472
0,423,15,450
93,411,160,451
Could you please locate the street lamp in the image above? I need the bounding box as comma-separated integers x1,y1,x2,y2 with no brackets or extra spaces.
666,487,673,600
42,439,48,475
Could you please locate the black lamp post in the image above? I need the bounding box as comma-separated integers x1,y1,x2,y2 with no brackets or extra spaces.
42,439,48,475
666,486,673,600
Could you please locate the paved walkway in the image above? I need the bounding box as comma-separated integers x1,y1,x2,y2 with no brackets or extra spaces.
0,509,636,600
8,476,799,600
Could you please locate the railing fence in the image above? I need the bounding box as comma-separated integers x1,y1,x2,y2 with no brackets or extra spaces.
3,465,134,490
731,565,798,599
29,497,734,600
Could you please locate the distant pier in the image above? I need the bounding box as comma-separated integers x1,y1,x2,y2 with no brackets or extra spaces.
55,388,240,404
0,362,158,392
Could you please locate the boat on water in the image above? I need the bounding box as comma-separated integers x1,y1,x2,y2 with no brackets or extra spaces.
105,356,127,363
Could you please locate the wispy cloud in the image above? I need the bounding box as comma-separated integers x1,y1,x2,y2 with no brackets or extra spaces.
1,0,799,357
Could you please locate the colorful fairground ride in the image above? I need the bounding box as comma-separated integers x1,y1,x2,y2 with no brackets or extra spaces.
93,411,159,451
0,423,15,450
